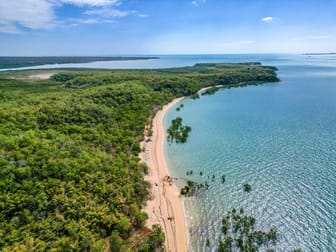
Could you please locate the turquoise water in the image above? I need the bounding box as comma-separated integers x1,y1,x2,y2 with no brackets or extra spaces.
164,55,336,251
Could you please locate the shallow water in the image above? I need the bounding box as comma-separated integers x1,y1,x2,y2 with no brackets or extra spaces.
164,55,336,251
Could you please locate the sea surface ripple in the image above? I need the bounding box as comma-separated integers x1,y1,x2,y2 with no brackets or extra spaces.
164,55,336,251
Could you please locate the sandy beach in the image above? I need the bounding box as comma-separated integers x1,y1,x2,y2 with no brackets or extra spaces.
140,97,188,252
197,84,224,95
9,71,57,80
26,72,55,80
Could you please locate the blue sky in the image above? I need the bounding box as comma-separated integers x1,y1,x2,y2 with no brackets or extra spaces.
0,0,335,55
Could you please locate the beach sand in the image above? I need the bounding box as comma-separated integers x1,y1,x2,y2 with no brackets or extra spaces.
9,71,57,80
26,72,55,80
140,97,188,252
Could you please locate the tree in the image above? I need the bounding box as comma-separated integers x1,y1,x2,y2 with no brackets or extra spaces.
244,184,252,192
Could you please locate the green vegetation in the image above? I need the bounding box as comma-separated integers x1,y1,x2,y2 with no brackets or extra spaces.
0,74,167,251
134,225,165,252
202,86,221,96
186,170,193,176
52,62,279,93
0,56,159,69
244,184,252,192
0,62,278,250
212,174,216,182
167,117,192,143
175,103,184,111
181,180,198,196
180,180,209,197
219,208,277,252
222,175,226,184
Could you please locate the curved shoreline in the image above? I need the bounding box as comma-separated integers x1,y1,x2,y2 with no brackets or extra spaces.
140,97,188,252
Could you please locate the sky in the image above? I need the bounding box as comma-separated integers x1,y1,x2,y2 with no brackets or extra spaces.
0,0,336,55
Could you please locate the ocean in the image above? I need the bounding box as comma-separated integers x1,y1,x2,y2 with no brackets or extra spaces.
4,54,336,251
163,55,336,251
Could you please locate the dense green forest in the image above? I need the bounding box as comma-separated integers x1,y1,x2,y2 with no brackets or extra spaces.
0,56,159,69
0,63,278,251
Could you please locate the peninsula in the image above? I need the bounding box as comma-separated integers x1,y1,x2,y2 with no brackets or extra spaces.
0,63,278,251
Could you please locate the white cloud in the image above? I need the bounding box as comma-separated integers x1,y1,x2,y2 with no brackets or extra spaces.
0,0,55,33
192,0,206,6
262,16,274,22
0,23,24,34
137,14,149,18
85,7,134,18
60,0,119,6
66,17,115,27
85,7,147,18
0,0,142,34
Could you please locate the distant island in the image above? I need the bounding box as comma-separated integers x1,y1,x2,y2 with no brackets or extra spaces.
0,56,160,69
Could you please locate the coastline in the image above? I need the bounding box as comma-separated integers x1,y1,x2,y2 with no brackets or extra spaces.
197,84,224,95
140,97,189,252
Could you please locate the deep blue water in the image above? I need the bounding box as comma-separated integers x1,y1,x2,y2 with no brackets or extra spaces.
163,55,336,251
